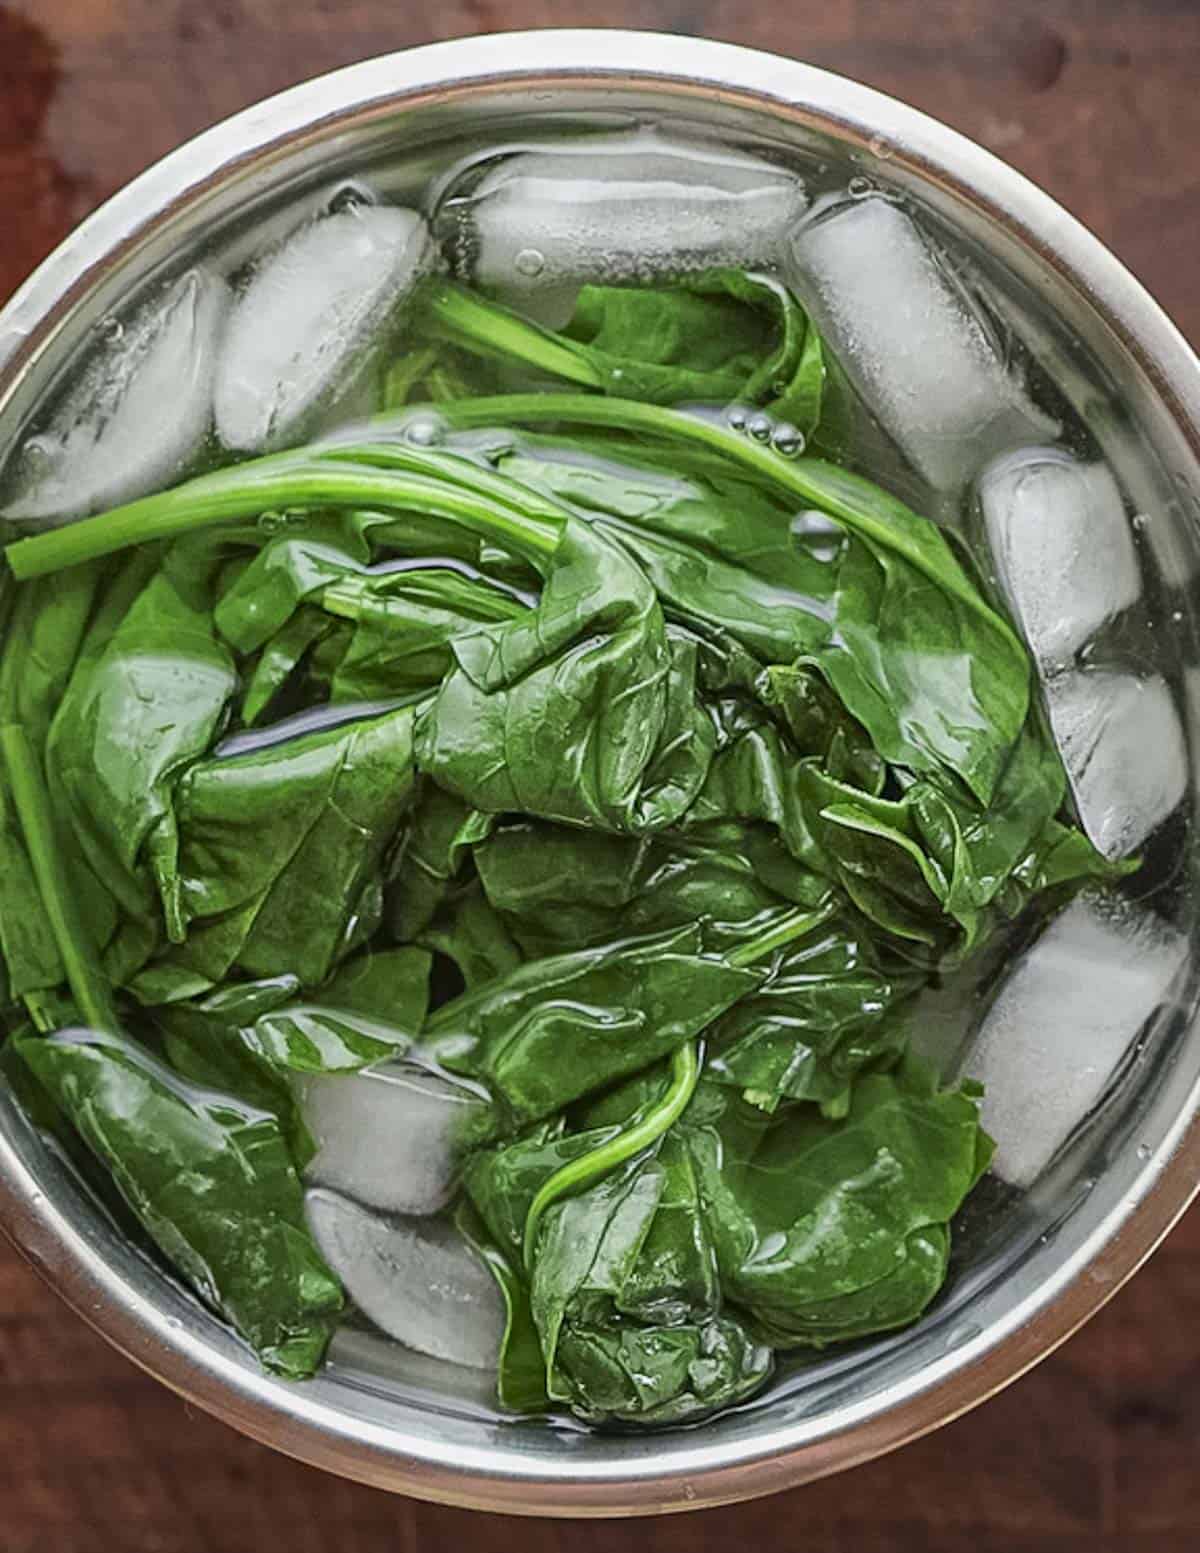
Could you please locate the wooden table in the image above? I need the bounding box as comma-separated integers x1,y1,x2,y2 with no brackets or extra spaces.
1,2,1198,1548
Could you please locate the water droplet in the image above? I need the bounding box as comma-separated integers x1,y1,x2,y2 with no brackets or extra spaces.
515,247,546,278
1132,512,1149,531
868,134,893,161
1136,1142,1152,1160
848,175,875,199
405,414,444,447
96,315,124,344
748,413,774,443
725,405,749,432
165,1316,183,1333
1172,609,1184,624
771,421,805,458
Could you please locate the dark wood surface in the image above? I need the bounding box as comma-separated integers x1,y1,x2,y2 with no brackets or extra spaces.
1,2,1198,1547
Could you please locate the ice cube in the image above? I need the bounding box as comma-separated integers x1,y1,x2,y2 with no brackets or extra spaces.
305,1188,504,1370
214,203,435,453
1045,669,1188,860
962,890,1188,1187
783,196,1056,493
2,269,229,526
297,1062,486,1216
435,132,806,329
977,447,1141,672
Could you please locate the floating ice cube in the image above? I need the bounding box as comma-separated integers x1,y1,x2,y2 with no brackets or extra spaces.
784,196,1056,493
963,890,1187,1187
977,447,1141,672
2,269,229,526
435,132,806,329
298,1062,486,1216
1045,670,1188,860
305,1188,504,1370
214,203,435,453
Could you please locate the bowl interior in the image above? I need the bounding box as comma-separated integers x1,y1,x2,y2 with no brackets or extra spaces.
0,36,1198,1514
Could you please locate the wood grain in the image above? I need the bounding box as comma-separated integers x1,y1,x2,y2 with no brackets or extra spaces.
1,1,1198,1547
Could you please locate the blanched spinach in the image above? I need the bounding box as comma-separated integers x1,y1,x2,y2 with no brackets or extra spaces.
20,1026,342,1375
0,248,1128,1433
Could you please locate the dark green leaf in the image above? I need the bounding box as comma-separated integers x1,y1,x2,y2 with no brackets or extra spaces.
19,1026,342,1375
425,923,759,1127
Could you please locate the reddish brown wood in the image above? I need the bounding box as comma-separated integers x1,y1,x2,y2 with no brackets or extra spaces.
1,1,1199,1546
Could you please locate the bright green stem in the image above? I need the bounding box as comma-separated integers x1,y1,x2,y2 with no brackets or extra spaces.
522,1040,701,1271
424,282,605,390
433,393,1024,654
726,902,837,969
0,723,116,1030
519,903,835,1267
5,453,562,582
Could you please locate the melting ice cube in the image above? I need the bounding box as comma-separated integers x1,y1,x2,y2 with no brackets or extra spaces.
783,195,1055,493
214,203,435,453
963,890,1188,1187
2,269,229,526
977,447,1141,672
305,1188,504,1370
435,131,806,329
298,1062,486,1217
1045,669,1188,860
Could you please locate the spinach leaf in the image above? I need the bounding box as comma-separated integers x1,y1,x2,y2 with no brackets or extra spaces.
417,518,715,833
492,438,836,667
319,563,528,700
455,1199,550,1414
19,1026,342,1375
422,270,824,431
387,781,494,941
47,550,238,941
706,916,918,1117
424,923,759,1128
419,881,523,992
527,1142,770,1424
687,1058,991,1344
135,705,416,995
437,394,1030,802
475,817,827,961
240,607,334,726
234,948,432,1073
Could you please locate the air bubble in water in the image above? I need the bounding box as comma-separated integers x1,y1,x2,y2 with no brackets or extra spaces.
848,175,875,198
868,135,893,161
726,404,750,432
405,414,445,447
748,413,774,442
771,422,805,457
1136,1143,1152,1160
514,247,546,278
96,315,124,343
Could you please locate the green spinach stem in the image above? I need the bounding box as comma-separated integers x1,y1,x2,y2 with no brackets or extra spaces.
520,903,835,1265
0,723,116,1030
424,282,605,390
6,456,562,581
726,902,837,969
432,392,1023,651
522,1039,701,1271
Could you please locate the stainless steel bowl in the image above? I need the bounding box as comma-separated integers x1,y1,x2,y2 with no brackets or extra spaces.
1,29,1199,1517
